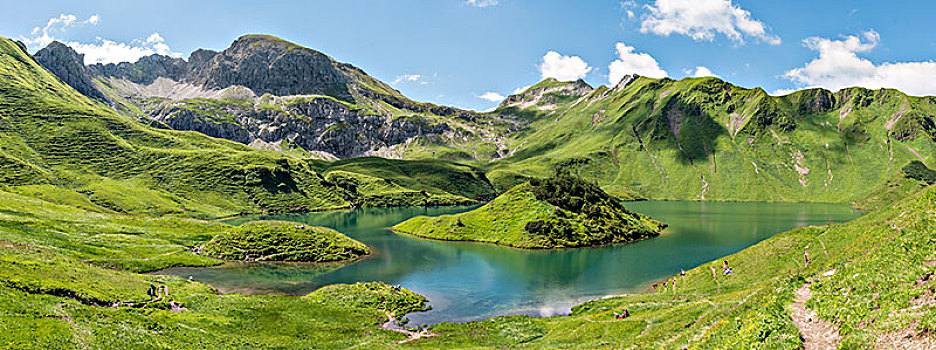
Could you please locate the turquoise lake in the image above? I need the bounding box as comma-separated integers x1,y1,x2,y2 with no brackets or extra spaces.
159,201,859,326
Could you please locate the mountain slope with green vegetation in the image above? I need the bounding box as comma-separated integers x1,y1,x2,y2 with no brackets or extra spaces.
200,221,369,262
393,171,665,249
455,75,936,204
36,34,520,161
405,184,936,349
312,157,496,207
0,37,349,218
0,185,426,349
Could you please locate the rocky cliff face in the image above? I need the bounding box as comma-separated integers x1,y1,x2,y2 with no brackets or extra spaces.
146,96,454,158
34,34,508,159
188,35,353,101
498,78,594,112
34,41,110,103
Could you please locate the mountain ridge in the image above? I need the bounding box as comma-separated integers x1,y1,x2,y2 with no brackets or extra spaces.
32,34,936,204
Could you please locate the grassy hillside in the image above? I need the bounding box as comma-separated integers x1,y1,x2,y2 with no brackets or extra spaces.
0,185,436,348
402,185,936,349
311,157,496,207
394,172,664,249
0,37,351,218
200,221,369,262
1,36,502,217
466,76,936,204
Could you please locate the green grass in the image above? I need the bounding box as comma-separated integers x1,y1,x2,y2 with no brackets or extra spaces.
393,172,664,249
427,75,936,204
0,187,431,349
200,220,369,262
0,37,353,218
312,156,497,207
402,185,936,349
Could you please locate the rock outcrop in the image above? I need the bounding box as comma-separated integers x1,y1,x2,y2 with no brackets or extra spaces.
35,34,509,159
188,35,353,101
148,96,453,158
34,41,110,103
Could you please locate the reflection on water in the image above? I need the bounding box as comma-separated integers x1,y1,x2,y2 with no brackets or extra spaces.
159,201,858,325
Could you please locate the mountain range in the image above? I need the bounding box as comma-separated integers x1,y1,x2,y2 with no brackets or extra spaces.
3,32,936,348
31,34,936,205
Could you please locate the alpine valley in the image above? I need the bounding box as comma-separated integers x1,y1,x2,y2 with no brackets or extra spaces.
1,30,935,349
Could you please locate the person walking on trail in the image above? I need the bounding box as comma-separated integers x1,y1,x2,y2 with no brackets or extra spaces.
710,266,717,280
804,246,811,267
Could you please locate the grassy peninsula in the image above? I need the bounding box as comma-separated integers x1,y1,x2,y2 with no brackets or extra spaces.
200,221,369,262
394,171,665,249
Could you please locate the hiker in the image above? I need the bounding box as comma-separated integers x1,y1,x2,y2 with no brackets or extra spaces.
710,266,717,280
622,308,630,318
722,261,732,276
804,247,810,267
147,284,156,298
680,268,686,277
188,275,194,281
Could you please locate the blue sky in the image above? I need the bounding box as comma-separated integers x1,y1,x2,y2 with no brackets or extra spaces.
2,0,935,111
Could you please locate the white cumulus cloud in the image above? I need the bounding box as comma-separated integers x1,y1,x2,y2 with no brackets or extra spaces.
20,13,100,52
466,0,499,8
539,51,592,82
66,34,181,65
20,14,180,65
513,85,532,94
392,74,423,85
783,30,936,96
477,92,506,102
688,66,719,78
608,42,667,85
640,0,780,45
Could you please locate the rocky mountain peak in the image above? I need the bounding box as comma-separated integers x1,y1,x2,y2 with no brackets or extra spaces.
87,54,188,85
187,34,354,101
34,41,110,103
187,48,218,69
498,78,594,111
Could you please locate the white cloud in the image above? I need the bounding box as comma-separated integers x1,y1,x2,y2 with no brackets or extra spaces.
66,34,181,65
21,13,100,52
687,66,719,78
608,42,667,85
640,0,780,45
621,1,637,19
466,0,499,8
770,88,797,96
20,14,180,64
477,91,505,102
783,30,936,96
392,74,429,85
513,85,532,94
539,51,592,82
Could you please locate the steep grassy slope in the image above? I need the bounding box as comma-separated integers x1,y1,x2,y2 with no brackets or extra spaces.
394,172,664,248
200,221,369,262
405,185,936,349
0,37,349,218
2,36,500,216
480,76,936,203
311,157,496,206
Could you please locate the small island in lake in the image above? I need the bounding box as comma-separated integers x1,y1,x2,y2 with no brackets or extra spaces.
200,221,370,262
393,171,666,249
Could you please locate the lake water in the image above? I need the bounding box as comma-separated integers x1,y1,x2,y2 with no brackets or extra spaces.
159,201,858,325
